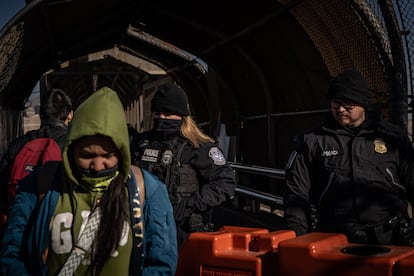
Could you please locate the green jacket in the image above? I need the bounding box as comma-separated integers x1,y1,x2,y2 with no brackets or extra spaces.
0,87,177,275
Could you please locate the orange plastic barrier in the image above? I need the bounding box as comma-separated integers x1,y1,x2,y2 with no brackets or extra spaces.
278,232,414,276
395,253,414,276
175,225,296,276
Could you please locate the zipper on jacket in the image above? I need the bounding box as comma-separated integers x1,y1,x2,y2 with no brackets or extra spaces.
318,171,336,207
385,168,406,193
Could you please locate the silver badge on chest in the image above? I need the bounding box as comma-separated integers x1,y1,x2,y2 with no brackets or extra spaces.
161,149,173,165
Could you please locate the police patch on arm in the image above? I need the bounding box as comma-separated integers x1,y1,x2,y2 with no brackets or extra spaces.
209,147,226,165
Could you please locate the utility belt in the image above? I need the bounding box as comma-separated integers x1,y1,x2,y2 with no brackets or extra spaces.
317,213,414,246
381,213,414,246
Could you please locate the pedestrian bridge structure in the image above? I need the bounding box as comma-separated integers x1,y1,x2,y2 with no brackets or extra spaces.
0,0,413,229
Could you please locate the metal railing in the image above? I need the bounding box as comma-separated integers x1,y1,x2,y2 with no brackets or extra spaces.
229,162,285,179
229,162,285,207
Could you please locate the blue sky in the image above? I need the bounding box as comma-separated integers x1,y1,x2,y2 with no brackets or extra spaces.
0,1,25,29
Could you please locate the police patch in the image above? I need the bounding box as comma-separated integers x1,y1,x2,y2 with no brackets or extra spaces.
141,148,160,162
209,147,226,165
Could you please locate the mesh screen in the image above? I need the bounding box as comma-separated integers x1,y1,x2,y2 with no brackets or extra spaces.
393,0,414,95
392,0,414,117
279,0,413,128
280,0,390,108
0,22,24,95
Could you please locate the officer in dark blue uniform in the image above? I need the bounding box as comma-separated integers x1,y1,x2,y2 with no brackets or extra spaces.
130,83,236,247
284,69,414,245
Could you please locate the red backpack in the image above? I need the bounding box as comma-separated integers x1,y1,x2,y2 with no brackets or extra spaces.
1,138,62,233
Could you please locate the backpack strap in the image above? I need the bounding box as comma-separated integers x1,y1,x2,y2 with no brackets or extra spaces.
131,165,145,205
128,165,145,274
58,207,102,276
37,161,62,201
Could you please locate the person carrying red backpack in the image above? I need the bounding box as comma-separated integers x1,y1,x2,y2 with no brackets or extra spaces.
0,88,73,235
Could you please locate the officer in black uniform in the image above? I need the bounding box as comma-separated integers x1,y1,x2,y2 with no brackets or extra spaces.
130,83,236,247
284,69,414,245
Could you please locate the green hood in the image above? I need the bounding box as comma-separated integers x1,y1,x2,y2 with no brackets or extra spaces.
63,87,131,185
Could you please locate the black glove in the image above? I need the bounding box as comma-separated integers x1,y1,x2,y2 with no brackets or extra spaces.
398,215,414,246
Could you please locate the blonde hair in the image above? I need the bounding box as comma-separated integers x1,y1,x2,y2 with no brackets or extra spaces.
181,116,214,148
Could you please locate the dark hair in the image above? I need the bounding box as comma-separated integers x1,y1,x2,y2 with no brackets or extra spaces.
93,172,128,272
40,88,73,121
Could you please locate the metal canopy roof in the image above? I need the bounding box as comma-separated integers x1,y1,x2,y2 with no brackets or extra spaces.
0,0,405,169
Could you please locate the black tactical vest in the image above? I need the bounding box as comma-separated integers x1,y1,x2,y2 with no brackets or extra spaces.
138,137,199,203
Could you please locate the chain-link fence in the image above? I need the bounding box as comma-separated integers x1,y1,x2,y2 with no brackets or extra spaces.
394,0,413,98
285,0,413,137
394,0,414,139
366,0,414,136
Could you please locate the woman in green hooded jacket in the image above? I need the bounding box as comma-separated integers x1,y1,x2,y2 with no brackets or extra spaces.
0,87,177,275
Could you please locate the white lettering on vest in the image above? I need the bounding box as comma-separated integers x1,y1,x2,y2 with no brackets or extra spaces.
142,148,159,162
321,150,339,157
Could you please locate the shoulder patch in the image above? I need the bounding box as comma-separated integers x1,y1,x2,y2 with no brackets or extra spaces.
208,147,226,165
